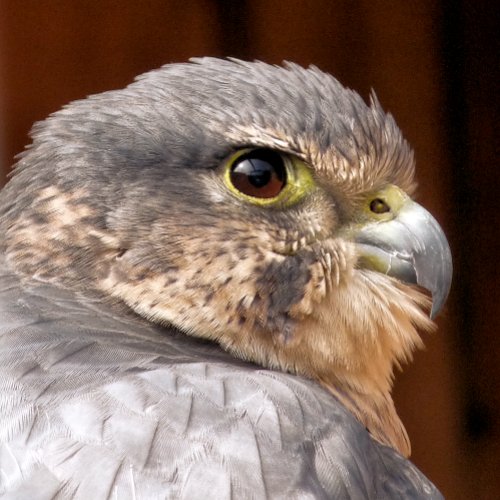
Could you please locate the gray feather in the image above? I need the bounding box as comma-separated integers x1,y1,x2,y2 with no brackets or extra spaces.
0,257,441,499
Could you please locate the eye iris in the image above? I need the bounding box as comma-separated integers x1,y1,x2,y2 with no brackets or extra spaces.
230,149,287,199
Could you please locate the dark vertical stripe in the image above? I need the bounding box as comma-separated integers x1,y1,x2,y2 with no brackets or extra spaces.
213,1,250,59
441,1,494,443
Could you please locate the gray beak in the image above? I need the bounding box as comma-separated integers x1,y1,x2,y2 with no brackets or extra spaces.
354,200,452,319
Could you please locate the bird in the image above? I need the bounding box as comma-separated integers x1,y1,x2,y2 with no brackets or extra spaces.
0,58,451,499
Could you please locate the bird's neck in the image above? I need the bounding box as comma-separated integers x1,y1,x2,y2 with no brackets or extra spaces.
321,379,411,457
278,271,435,458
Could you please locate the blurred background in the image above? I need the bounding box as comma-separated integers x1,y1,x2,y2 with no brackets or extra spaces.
0,1,497,498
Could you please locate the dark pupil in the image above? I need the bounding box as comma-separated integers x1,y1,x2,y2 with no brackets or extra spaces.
247,166,272,188
230,149,287,199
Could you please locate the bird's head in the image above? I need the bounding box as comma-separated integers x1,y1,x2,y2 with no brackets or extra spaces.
0,58,452,456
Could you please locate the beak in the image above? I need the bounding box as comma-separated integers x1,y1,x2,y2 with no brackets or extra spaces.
352,187,452,319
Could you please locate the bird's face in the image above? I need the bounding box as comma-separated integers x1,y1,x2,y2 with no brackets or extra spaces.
95,62,450,398
0,58,452,455
101,136,440,394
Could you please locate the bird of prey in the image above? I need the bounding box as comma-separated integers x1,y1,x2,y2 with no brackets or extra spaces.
0,58,451,499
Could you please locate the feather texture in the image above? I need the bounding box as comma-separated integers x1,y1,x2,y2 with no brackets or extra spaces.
0,257,442,499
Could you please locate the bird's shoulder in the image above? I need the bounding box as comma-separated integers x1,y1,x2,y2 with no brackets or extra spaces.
0,256,441,499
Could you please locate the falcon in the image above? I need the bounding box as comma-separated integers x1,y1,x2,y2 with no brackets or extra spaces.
0,58,451,498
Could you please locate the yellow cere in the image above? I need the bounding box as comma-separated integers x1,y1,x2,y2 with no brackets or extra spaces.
361,185,410,223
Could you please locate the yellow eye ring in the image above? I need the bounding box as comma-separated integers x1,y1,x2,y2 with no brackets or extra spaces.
223,148,315,208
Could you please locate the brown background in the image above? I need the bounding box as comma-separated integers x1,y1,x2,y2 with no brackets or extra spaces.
0,1,498,498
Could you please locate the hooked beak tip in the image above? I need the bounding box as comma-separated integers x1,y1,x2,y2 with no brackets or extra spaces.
354,200,453,319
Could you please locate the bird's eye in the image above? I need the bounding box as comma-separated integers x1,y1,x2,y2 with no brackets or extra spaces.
223,148,315,207
370,198,391,214
229,149,286,199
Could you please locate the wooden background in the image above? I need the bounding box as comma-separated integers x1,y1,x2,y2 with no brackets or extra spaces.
0,1,497,498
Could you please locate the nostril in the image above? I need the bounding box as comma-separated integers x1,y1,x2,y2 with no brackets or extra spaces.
370,198,390,214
